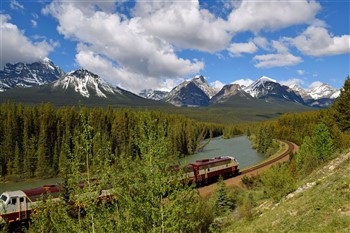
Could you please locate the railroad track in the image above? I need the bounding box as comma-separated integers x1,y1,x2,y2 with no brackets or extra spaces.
198,140,296,197
240,140,295,175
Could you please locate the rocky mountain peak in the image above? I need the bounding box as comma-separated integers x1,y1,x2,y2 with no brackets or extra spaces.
53,69,118,98
0,59,64,92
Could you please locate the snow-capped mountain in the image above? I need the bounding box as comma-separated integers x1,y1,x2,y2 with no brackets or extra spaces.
210,84,252,104
289,83,340,100
162,75,218,107
0,59,64,92
53,69,121,98
243,76,304,104
0,68,168,107
139,89,169,100
243,76,277,98
191,75,220,98
288,83,340,108
164,80,210,107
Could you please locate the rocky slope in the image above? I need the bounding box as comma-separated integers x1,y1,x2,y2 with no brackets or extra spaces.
0,59,64,92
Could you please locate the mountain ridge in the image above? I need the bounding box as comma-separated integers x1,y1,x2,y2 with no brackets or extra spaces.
0,60,340,109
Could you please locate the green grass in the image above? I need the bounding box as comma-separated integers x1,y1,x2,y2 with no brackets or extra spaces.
222,152,350,232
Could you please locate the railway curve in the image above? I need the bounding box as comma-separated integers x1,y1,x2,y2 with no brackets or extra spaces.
198,140,298,197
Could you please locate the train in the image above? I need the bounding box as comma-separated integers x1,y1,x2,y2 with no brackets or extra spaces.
182,156,239,185
0,185,61,231
0,156,239,231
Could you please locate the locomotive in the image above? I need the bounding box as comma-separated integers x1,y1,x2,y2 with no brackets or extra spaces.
0,156,239,230
0,185,61,231
183,156,239,185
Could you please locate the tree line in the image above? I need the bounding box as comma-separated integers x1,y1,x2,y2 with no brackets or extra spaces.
0,104,230,179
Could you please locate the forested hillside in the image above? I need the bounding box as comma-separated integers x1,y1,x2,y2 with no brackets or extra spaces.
0,104,232,179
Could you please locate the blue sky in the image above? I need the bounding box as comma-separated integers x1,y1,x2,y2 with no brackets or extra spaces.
1,0,349,93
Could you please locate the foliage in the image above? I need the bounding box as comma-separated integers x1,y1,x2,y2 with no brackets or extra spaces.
260,163,297,201
332,76,350,132
28,111,214,232
211,177,234,216
296,123,334,176
241,175,261,189
0,103,231,179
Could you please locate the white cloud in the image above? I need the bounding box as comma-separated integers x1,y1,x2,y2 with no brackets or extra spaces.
228,41,257,57
0,14,56,69
271,41,289,54
31,20,37,28
232,79,254,87
287,26,350,56
227,0,321,33
309,81,323,89
297,70,305,75
10,0,24,10
76,49,183,92
281,78,305,87
254,53,302,68
44,2,204,92
134,1,231,53
253,40,302,68
210,80,225,90
253,37,269,50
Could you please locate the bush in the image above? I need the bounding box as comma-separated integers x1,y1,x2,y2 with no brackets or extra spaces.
241,175,261,189
261,163,297,201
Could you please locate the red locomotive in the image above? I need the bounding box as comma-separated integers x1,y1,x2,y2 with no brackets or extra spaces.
183,156,239,185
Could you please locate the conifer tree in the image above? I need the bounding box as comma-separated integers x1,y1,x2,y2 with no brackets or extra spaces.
36,123,49,177
313,123,333,162
332,76,350,132
13,141,21,177
211,176,233,215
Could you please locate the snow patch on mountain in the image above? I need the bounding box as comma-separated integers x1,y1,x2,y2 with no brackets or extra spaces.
0,59,64,91
289,82,340,100
139,89,168,100
191,75,220,98
244,76,277,98
308,83,339,100
53,69,119,98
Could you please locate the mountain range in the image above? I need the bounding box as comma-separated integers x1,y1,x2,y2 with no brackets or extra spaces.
140,75,339,108
0,60,340,109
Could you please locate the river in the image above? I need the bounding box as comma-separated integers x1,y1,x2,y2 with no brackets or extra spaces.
1,136,264,193
179,135,265,169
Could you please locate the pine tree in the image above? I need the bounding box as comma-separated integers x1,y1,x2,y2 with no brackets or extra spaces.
211,176,233,215
36,123,49,177
13,141,21,177
312,123,334,162
332,76,350,132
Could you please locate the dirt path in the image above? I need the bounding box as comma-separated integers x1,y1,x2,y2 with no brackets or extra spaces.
198,140,299,197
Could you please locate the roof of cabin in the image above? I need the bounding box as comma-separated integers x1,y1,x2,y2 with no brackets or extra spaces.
23,185,60,197
191,156,235,167
2,190,26,198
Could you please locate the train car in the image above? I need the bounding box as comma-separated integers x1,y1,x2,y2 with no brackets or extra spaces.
0,185,60,231
183,156,239,186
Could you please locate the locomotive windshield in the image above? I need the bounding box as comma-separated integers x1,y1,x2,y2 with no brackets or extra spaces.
0,194,8,204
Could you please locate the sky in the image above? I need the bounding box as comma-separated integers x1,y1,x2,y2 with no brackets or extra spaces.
1,0,349,93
